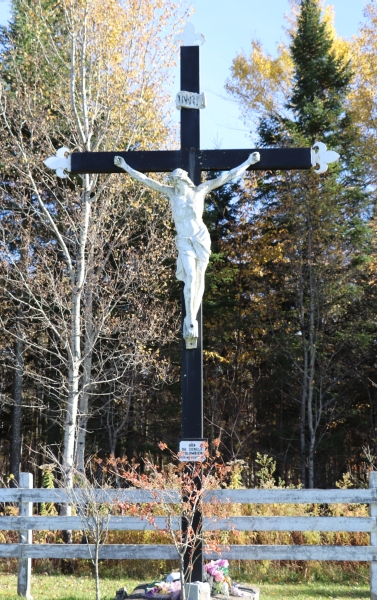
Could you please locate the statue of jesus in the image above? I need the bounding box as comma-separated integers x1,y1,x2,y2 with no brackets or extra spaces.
114,152,260,348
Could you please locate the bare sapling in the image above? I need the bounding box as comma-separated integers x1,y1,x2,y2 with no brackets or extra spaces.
109,440,230,600
51,455,116,600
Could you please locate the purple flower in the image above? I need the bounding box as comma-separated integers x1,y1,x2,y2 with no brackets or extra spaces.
204,559,229,576
216,560,229,568
204,561,218,576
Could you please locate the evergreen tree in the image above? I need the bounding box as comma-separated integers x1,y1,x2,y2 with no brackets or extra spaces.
256,0,371,488
289,0,352,143
224,0,373,487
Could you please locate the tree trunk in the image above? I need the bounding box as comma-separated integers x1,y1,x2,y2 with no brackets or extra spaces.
299,258,308,487
63,181,91,477
61,181,92,542
307,229,317,489
10,313,23,485
77,284,94,474
179,554,187,600
94,541,101,600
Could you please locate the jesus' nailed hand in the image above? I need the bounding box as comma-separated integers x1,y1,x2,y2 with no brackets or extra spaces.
114,151,260,348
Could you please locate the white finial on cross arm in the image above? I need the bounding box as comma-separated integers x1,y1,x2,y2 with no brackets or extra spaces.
174,22,205,46
311,142,339,174
44,147,71,178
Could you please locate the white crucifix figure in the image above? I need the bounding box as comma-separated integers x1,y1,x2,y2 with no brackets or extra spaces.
114,152,260,347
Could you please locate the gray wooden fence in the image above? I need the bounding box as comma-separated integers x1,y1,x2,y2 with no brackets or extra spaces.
2,472,377,599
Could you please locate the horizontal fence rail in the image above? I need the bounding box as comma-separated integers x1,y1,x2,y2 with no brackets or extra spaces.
0,488,180,503
1,487,376,504
0,515,376,533
207,516,377,532
207,488,377,504
1,472,377,599
0,543,375,562
0,543,179,560
0,516,180,531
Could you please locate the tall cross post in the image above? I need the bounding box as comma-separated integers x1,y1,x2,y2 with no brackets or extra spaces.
45,21,339,584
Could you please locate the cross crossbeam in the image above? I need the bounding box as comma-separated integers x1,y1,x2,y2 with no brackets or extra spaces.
70,147,312,175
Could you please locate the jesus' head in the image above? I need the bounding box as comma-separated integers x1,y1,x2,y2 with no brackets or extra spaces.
167,169,195,189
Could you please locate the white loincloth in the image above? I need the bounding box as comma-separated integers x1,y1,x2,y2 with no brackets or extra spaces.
175,223,211,283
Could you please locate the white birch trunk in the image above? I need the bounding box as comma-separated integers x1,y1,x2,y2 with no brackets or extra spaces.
61,180,92,537
77,283,94,473
62,9,93,482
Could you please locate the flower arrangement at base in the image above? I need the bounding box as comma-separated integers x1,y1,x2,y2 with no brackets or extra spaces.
204,560,248,597
146,581,181,600
204,560,232,597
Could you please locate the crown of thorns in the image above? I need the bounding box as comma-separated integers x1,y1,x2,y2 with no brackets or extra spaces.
167,169,195,187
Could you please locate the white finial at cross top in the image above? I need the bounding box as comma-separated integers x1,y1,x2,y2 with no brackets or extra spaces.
174,22,205,46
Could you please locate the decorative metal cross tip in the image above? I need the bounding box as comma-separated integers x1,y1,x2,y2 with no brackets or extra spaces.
311,142,340,174
44,147,71,178
174,22,205,46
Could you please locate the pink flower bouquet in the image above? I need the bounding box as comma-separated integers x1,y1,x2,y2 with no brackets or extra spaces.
204,560,231,596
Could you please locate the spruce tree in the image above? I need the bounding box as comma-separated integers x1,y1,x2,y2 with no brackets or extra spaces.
272,0,368,487
225,0,372,487
1,0,66,90
289,0,352,143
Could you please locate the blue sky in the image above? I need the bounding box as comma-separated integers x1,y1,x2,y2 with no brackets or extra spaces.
0,0,367,149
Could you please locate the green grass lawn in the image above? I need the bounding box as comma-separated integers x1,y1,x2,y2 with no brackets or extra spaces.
260,582,369,599
0,574,140,599
0,575,370,600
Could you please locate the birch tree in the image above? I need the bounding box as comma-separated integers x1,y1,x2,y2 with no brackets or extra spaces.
0,0,187,489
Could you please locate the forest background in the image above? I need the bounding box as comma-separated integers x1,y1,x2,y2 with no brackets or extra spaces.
1,0,377,492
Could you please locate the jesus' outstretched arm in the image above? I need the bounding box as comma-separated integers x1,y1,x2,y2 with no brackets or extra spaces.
197,151,260,194
114,156,172,195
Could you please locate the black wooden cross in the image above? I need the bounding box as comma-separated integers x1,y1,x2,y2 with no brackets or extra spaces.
68,45,312,447
52,34,323,583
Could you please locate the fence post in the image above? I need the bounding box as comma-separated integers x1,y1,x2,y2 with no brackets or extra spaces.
18,472,33,600
370,472,377,600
